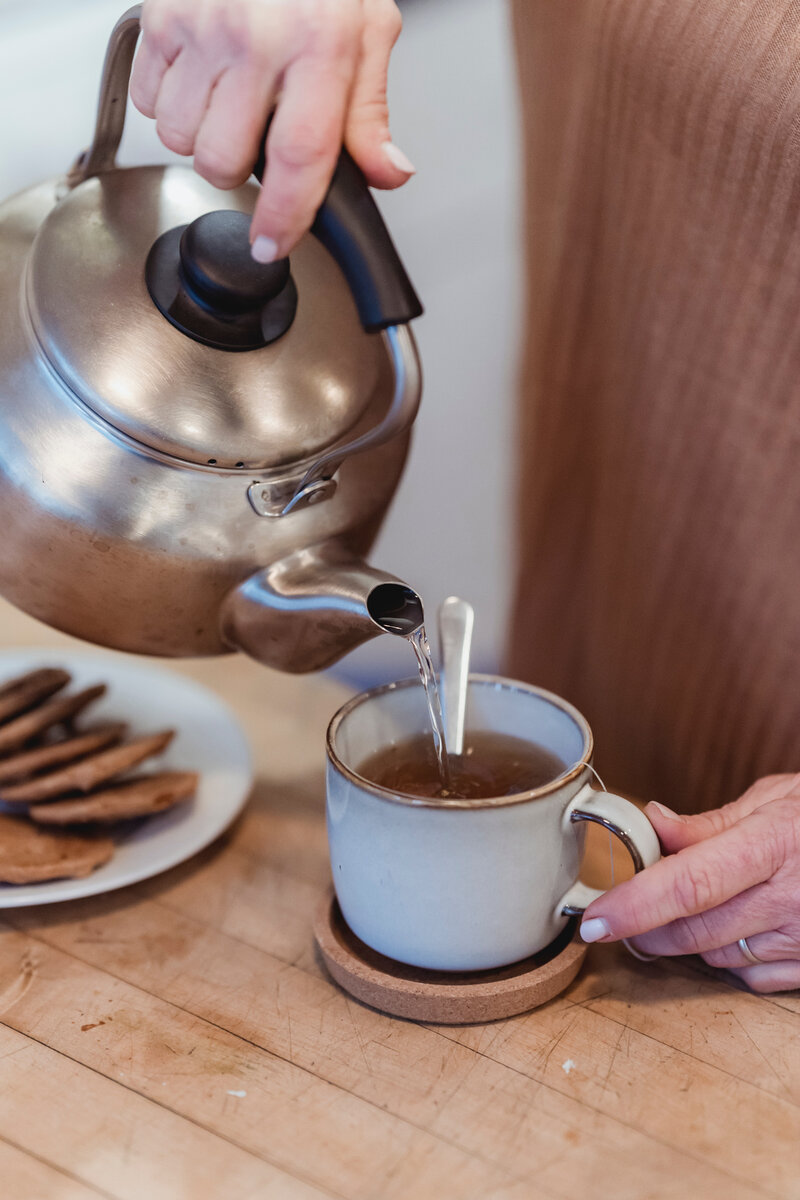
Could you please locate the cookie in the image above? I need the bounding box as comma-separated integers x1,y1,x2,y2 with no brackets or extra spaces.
0,729,175,804
0,668,71,725
0,685,106,755
29,771,198,824
0,813,114,883
0,723,127,785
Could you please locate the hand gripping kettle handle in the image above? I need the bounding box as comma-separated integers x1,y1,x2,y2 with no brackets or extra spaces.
69,5,423,334
69,6,423,514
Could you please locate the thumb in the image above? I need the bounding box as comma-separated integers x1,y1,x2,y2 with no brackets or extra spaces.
645,772,800,853
345,0,415,189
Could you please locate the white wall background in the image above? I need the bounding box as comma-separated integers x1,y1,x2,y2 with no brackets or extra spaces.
0,0,522,686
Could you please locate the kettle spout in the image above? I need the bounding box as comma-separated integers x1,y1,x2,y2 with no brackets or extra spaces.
220,546,424,673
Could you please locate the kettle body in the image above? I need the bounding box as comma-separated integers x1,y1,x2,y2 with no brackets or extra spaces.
0,8,424,671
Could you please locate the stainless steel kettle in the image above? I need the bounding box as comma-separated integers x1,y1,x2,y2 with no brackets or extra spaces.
0,6,426,672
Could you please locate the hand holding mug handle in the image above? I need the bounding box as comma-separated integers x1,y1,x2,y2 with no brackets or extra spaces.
557,783,662,917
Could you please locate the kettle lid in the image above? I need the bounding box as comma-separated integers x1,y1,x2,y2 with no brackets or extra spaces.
26,165,383,470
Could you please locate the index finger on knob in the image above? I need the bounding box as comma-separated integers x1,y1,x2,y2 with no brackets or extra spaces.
250,42,358,257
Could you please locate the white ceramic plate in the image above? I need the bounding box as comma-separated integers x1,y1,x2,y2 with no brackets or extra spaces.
0,647,253,907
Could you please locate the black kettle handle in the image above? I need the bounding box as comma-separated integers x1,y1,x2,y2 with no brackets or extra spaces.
68,6,422,335
252,133,422,333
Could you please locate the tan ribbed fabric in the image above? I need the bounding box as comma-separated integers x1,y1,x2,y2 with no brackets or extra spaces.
508,0,800,813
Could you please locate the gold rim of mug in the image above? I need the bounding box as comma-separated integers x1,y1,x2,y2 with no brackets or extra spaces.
326,674,595,810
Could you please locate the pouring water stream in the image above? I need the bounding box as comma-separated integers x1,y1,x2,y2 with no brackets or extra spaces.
407,625,451,790
402,596,475,794
373,589,475,794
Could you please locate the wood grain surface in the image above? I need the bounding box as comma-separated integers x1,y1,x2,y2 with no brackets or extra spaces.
0,600,797,1199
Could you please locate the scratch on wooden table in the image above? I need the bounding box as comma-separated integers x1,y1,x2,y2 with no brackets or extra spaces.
285,1007,295,1065
0,950,36,1015
0,1041,32,1064
540,1015,579,1074
597,1024,627,1099
730,1010,792,1099
572,989,612,1008
428,1047,482,1117
343,997,372,1075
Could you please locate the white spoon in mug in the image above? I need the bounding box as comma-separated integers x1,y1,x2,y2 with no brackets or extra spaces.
438,596,475,757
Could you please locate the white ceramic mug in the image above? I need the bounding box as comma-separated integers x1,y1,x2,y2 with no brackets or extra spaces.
326,675,661,972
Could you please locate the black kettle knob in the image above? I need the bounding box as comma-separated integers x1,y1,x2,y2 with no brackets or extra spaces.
179,212,290,314
146,210,297,351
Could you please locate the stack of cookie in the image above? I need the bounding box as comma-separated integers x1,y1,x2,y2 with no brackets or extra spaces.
0,667,197,884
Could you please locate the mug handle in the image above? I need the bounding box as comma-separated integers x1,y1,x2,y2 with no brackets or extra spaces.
557,783,662,916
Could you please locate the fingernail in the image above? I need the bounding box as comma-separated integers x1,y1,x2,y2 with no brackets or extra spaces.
251,235,278,264
382,141,416,175
580,917,612,943
648,801,680,821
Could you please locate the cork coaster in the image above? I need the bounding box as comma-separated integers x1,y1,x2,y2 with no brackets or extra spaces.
314,891,587,1024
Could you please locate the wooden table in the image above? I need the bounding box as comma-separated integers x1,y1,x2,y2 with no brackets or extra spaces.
0,599,797,1200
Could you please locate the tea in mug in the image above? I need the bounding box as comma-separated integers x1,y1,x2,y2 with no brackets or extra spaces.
357,731,567,800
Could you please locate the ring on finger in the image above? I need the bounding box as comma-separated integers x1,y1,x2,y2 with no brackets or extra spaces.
623,938,660,962
738,936,765,965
